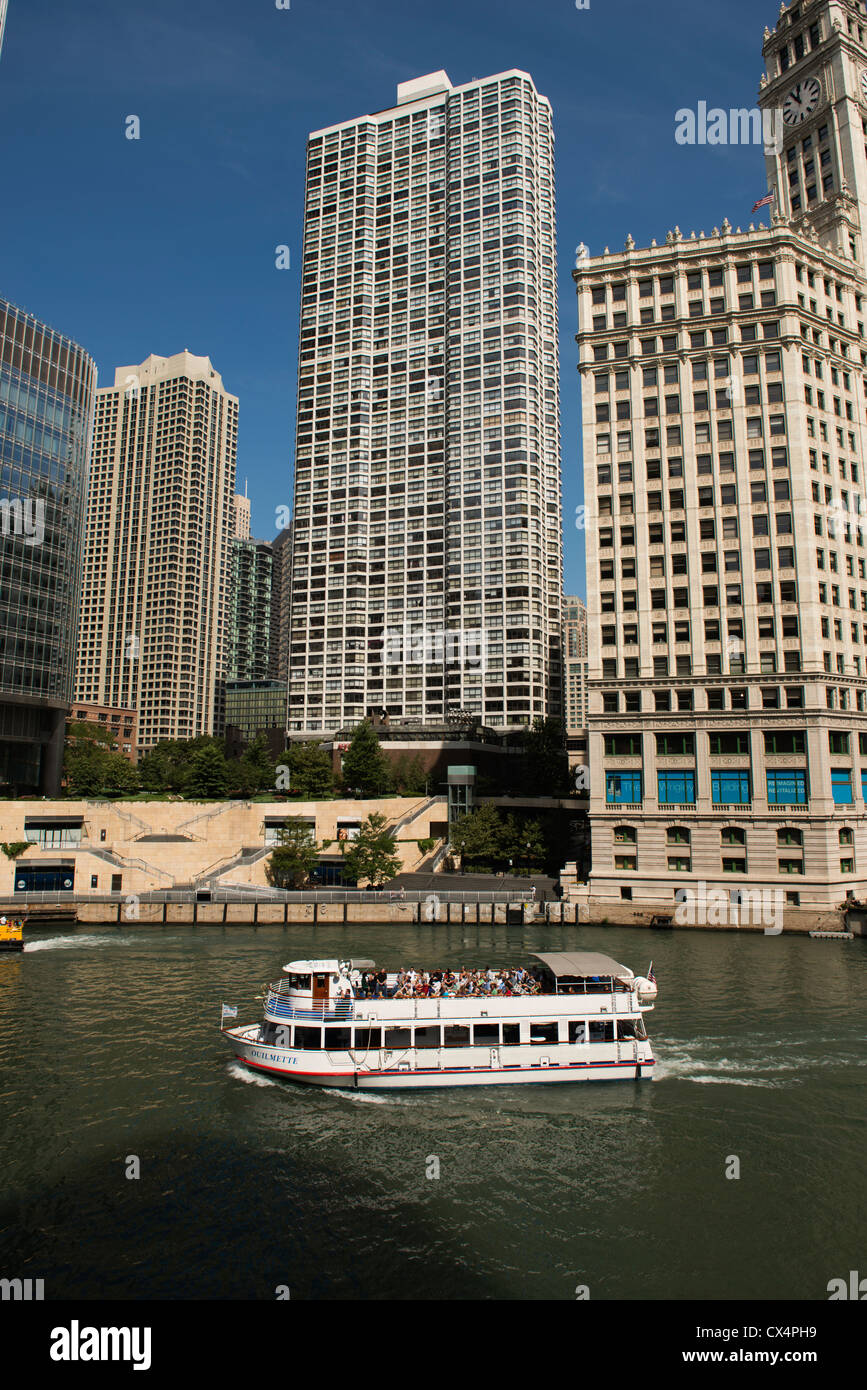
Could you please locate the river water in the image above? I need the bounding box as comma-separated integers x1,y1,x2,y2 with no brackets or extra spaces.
0,922,863,1301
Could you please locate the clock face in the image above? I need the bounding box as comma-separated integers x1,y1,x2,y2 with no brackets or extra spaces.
783,76,822,124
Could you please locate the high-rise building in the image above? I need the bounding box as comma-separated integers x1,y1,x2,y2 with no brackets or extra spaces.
228,535,272,681
0,297,96,793
233,488,251,540
563,595,588,747
288,69,562,736
74,351,238,750
576,0,867,914
269,522,292,685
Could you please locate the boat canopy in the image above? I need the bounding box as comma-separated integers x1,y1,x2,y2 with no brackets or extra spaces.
532,952,634,982
283,958,376,973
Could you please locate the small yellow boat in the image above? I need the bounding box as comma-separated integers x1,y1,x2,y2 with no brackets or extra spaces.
0,917,24,952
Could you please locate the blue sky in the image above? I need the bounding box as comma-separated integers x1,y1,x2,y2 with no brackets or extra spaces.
0,0,777,596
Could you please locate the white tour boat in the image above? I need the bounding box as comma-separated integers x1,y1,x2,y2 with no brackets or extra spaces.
221,951,657,1090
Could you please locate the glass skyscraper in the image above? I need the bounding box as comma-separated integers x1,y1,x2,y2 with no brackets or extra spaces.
0,297,96,792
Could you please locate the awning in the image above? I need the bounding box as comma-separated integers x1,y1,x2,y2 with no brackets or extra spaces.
532,951,634,982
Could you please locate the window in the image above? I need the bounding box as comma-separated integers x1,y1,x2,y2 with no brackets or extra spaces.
764,731,806,754
722,858,746,874
832,770,853,804
667,826,690,844
444,1025,471,1047
658,771,696,804
613,825,637,844
668,856,691,873
712,770,751,804
605,734,643,756
656,733,695,755
709,732,749,754
606,772,642,804
722,827,746,846
766,770,808,804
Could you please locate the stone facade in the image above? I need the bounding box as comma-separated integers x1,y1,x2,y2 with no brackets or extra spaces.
0,796,446,897
576,0,867,915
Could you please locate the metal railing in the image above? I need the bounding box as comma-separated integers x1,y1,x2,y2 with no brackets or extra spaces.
264,992,354,1022
0,885,535,908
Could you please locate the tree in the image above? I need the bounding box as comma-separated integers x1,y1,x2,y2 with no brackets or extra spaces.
390,752,428,795
63,742,139,797
265,822,319,889
340,719,389,796
449,802,505,869
501,814,546,871
285,741,334,798
186,742,231,798
341,811,401,887
521,717,571,796
233,735,275,797
138,740,191,794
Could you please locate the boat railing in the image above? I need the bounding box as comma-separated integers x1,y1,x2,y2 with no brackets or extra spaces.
264,992,354,1022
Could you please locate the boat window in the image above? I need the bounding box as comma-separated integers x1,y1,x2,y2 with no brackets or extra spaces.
289,974,311,990
529,1021,559,1044
384,1027,412,1048
294,1026,322,1050
414,1026,440,1049
568,1021,587,1043
616,1019,637,1039
473,1023,499,1045
588,1020,615,1042
502,1024,520,1045
353,1026,381,1048
327,1026,352,1048
444,1025,470,1047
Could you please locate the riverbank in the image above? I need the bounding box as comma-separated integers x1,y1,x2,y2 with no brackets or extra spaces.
7,895,863,932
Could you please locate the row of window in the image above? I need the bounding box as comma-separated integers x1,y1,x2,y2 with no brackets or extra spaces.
615,853,855,876
260,1019,639,1050
606,767,865,806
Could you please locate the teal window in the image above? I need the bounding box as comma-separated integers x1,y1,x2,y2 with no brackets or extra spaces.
712,770,751,804
861,769,867,802
606,771,642,804
657,770,695,803
766,769,807,804
831,770,853,805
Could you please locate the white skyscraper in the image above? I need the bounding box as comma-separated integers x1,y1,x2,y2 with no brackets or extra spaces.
287,69,562,735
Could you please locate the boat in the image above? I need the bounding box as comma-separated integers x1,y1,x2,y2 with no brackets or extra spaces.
221,951,657,1090
0,917,25,952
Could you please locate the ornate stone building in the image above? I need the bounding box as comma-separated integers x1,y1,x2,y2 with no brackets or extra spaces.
576,0,867,914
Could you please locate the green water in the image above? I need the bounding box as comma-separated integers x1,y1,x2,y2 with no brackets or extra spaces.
0,921,863,1299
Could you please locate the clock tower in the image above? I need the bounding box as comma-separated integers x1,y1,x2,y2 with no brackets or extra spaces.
760,0,867,266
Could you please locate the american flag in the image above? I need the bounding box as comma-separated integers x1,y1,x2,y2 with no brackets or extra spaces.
647,963,655,983
752,192,775,213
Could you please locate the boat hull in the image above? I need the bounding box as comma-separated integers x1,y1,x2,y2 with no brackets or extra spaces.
224,1027,655,1089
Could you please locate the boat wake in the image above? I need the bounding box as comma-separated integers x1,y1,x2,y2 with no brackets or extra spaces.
330,1088,396,1104
24,934,132,952
654,1043,799,1088
226,1061,280,1088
